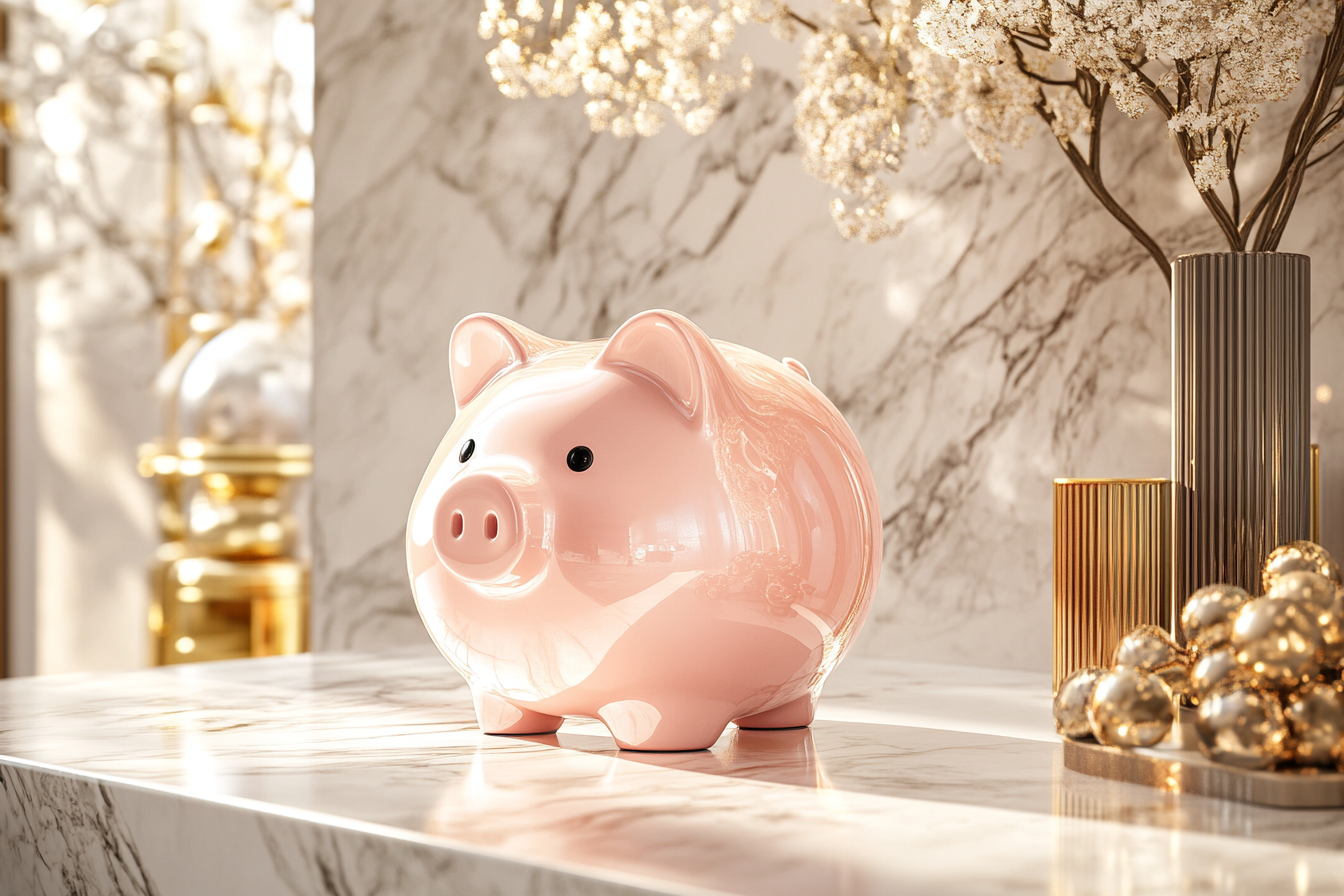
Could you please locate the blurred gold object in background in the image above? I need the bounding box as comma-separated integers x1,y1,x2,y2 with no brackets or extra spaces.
140,317,311,665
141,440,311,664
0,0,312,675
1053,479,1173,691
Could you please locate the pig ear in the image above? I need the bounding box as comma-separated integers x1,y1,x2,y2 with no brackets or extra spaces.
595,311,705,419
449,315,546,410
782,357,811,382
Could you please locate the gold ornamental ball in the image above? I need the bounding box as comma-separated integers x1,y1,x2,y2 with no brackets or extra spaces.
1053,667,1106,740
1263,572,1338,668
1114,624,1186,668
1191,646,1244,702
1086,667,1175,748
1113,624,1191,698
1153,665,1193,701
1194,683,1291,769
1267,570,1343,668
1181,584,1250,656
1263,541,1344,594
1231,596,1323,689
1268,570,1336,612
1283,682,1344,766
1326,589,1344,669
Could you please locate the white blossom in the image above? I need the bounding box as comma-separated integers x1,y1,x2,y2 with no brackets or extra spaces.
1192,135,1230,191
795,27,907,241
480,0,1343,242
481,0,754,137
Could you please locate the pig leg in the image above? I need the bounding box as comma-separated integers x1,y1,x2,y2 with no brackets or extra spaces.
598,698,736,752
472,688,563,736
733,693,817,730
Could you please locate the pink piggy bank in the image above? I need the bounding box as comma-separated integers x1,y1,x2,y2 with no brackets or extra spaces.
406,310,881,750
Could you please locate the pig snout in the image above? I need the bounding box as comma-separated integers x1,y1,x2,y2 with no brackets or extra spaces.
431,471,548,585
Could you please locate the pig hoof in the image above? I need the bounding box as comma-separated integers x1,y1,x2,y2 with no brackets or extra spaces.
472,690,562,735
734,693,816,730
597,700,732,751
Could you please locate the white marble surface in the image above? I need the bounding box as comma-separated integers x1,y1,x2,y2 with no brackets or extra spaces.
310,0,1344,670
7,650,1344,894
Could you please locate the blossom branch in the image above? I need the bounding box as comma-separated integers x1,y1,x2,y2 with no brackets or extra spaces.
785,8,820,33
1305,91,1344,168
1307,132,1344,168
1252,2,1344,250
1310,99,1343,144
1226,127,1242,224
484,0,1344,255
1011,43,1171,281
1125,62,1244,250
1016,67,1082,88
1089,82,1105,173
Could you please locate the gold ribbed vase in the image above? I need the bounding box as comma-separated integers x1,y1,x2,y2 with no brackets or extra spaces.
1053,479,1173,690
1172,253,1311,608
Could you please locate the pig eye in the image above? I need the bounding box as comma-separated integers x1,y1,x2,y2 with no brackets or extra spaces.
459,439,475,463
566,446,594,472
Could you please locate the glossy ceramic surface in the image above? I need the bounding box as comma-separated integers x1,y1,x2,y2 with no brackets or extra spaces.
406,310,882,750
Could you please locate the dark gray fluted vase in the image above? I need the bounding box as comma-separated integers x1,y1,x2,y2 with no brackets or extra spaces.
1172,253,1311,607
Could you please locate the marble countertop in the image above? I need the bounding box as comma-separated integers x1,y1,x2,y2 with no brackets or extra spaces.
5,648,1344,895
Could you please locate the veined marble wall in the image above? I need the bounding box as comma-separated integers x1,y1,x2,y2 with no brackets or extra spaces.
312,0,1344,670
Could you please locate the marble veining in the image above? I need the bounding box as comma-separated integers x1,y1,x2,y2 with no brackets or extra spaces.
8,650,1344,893
311,0,1344,670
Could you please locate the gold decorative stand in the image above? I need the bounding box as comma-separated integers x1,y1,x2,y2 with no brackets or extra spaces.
140,439,311,664
1063,714,1344,808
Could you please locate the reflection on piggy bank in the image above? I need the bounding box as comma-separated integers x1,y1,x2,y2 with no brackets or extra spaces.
406,310,881,751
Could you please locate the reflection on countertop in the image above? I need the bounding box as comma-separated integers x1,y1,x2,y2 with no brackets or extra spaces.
4,647,1344,895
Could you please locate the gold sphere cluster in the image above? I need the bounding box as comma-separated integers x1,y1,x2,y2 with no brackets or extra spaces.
1054,540,1344,771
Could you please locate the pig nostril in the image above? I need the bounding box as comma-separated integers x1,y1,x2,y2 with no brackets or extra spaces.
484,512,499,540
450,511,464,539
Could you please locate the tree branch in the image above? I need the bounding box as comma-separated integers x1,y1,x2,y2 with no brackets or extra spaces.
1019,68,1078,87
1225,127,1241,224
1310,105,1344,145
1126,62,1244,250
1009,29,1052,51
1307,130,1344,168
1089,81,1107,173
1011,44,1171,282
1252,3,1344,249
784,7,819,32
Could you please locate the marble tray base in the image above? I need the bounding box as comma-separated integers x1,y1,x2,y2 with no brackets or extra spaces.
1064,723,1344,808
